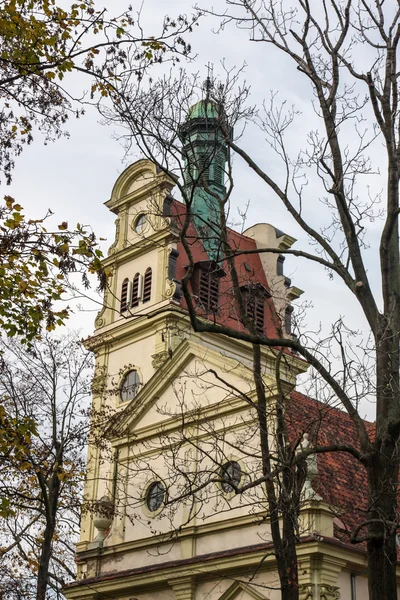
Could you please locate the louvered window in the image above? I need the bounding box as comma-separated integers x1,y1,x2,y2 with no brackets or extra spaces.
143,268,152,303
190,262,224,314
199,269,219,312
197,153,210,183
214,153,224,185
242,288,265,335
120,278,129,313
131,273,140,307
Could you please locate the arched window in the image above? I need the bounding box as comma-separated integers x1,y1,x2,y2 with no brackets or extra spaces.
131,273,140,308
120,278,129,313
120,370,141,402
143,268,152,303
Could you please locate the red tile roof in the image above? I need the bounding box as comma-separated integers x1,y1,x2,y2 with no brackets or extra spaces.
170,200,282,339
287,391,374,548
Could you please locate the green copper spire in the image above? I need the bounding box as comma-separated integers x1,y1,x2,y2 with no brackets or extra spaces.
179,93,231,261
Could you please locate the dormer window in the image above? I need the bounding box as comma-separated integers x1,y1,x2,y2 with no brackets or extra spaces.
241,284,270,335
191,261,224,313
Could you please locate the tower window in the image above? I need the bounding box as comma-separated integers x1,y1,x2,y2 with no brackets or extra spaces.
143,268,152,303
120,278,129,313
131,273,140,308
120,370,140,402
214,153,224,185
197,153,210,183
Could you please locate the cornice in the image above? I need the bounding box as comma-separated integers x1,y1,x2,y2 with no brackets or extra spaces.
101,227,178,269
65,536,380,599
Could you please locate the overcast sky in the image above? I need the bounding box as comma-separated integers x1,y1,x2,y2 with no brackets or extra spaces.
5,0,386,419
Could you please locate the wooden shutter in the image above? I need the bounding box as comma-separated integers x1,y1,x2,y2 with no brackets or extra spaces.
254,297,265,335
199,269,219,312
120,278,129,312
197,153,210,183
131,273,140,307
143,268,152,303
243,289,265,335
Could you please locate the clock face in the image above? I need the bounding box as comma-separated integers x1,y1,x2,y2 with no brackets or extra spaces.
145,481,165,512
134,214,147,233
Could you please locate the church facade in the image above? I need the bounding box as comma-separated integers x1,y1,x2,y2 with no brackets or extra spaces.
64,103,392,600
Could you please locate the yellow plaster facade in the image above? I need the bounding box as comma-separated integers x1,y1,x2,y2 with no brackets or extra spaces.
65,160,399,600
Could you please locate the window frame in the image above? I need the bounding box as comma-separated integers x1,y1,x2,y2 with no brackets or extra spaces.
120,278,130,313
191,261,225,314
142,267,152,303
142,480,166,517
134,213,148,234
240,283,271,336
120,369,141,403
219,460,243,494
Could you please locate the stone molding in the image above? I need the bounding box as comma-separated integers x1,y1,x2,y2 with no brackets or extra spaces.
168,576,195,600
320,585,340,600
299,584,340,600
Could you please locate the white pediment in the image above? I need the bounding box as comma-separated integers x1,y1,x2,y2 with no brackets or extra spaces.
110,339,265,444
218,582,270,600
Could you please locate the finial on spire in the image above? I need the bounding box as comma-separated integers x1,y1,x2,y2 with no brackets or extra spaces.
203,63,214,96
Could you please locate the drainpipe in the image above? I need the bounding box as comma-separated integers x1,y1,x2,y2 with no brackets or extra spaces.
350,573,357,600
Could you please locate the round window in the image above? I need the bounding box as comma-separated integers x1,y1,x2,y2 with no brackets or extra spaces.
220,461,242,493
120,370,140,402
145,481,165,512
134,214,147,233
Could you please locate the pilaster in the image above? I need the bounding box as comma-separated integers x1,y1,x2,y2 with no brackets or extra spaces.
169,576,195,600
298,552,345,600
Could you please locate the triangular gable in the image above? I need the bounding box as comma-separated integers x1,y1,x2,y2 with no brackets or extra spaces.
110,338,273,445
218,581,270,600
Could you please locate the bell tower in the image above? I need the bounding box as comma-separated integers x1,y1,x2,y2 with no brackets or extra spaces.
179,81,231,260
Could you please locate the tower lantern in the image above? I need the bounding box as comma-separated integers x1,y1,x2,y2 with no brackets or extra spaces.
179,90,232,260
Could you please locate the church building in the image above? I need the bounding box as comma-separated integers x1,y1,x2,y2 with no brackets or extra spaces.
64,99,391,600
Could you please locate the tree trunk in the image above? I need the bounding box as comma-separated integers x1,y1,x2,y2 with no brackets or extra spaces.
367,446,398,600
36,465,61,600
368,327,400,600
278,519,299,600
36,512,56,600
